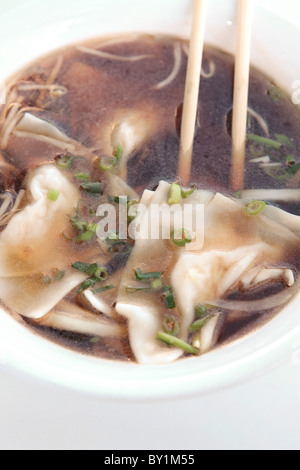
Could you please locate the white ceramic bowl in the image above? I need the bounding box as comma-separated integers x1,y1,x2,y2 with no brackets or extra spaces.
0,0,300,400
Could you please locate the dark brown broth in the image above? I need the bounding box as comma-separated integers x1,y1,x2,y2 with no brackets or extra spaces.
1,34,300,361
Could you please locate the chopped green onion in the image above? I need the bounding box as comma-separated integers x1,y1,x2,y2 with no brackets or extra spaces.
47,189,60,202
191,304,218,331
195,304,208,318
99,157,117,172
156,331,199,355
267,86,284,103
107,232,119,241
246,200,266,216
87,222,98,233
247,134,282,150
90,337,100,344
73,263,110,293
151,279,163,290
114,144,123,161
92,285,115,294
164,286,176,309
76,278,97,294
167,183,181,205
72,262,102,276
274,134,293,147
190,316,212,332
55,154,74,170
233,190,242,199
287,162,300,176
181,185,196,199
286,154,296,166
70,217,88,232
108,196,128,205
76,230,95,242
80,182,103,195
74,172,90,181
135,268,162,281
171,228,193,247
94,267,108,281
126,286,151,294
163,315,180,336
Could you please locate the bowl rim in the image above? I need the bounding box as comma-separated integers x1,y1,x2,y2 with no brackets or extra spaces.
0,0,300,400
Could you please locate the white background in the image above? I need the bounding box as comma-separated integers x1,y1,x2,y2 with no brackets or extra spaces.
0,0,300,450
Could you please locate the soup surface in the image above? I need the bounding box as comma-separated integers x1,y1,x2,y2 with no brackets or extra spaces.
1,34,300,364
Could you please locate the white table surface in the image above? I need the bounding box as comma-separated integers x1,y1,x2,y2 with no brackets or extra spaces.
0,357,299,450
0,0,300,450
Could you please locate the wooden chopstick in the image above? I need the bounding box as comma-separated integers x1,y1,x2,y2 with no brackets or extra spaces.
177,0,208,186
230,0,254,192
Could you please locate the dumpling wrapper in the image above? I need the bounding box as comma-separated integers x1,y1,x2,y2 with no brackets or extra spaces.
0,165,106,319
117,184,300,364
116,181,214,364
42,301,126,338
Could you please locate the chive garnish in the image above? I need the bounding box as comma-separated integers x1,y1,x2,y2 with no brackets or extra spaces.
87,222,98,233
72,262,105,277
247,134,282,150
157,331,199,355
73,262,109,294
47,189,60,201
181,185,196,199
107,232,119,241
274,134,293,147
55,154,88,170
190,304,216,333
90,337,100,344
76,230,95,242
114,144,123,161
94,267,109,281
163,315,180,336
151,279,163,290
164,286,176,309
99,157,117,172
189,315,212,332
80,182,103,195
167,183,181,205
55,154,73,170
171,228,193,247
135,268,162,281
246,200,266,216
108,196,128,205
126,286,152,294
74,172,90,181
76,278,97,293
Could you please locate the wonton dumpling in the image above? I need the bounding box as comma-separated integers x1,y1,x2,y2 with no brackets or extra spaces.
0,165,80,277
116,181,213,364
117,183,300,364
0,165,97,319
